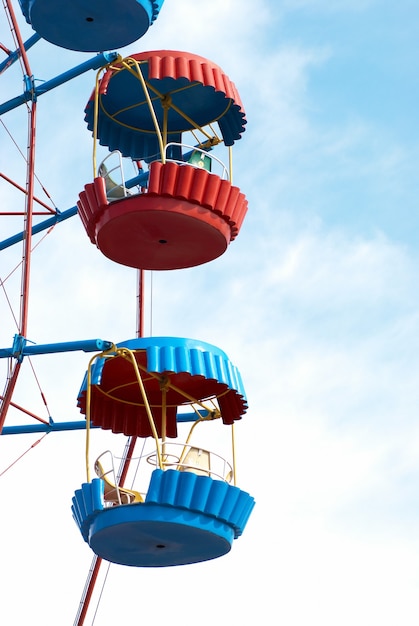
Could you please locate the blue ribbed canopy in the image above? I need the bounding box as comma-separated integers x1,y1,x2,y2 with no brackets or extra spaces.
90,336,246,397
77,336,247,437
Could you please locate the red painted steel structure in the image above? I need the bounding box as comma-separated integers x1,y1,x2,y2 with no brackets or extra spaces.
75,436,138,625
0,8,147,618
74,265,146,623
0,0,37,433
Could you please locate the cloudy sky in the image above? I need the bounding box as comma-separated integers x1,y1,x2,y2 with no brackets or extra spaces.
1,1,419,624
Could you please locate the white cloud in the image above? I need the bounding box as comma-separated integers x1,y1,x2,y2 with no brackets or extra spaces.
1,1,419,624
282,0,376,12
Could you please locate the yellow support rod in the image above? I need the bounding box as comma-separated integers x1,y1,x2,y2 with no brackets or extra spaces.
120,348,164,470
123,58,166,162
228,145,233,183
231,422,237,486
161,385,167,461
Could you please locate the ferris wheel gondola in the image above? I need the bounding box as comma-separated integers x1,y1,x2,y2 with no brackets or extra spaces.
78,50,249,270
72,336,254,567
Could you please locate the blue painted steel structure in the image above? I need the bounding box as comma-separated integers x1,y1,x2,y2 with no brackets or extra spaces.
0,51,119,115
0,33,40,75
0,337,113,361
0,206,78,251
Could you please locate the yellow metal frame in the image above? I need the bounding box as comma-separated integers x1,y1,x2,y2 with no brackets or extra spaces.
84,345,238,488
91,56,229,178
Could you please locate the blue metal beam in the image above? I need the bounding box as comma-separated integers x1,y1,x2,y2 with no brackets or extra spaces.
0,33,41,75
1,411,206,435
1,420,95,435
0,51,119,115
0,338,114,360
0,145,215,251
0,205,78,250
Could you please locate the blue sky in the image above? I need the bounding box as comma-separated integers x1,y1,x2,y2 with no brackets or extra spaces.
1,1,419,624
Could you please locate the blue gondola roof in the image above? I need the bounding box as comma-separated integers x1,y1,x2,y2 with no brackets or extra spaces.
87,336,246,397
77,336,248,437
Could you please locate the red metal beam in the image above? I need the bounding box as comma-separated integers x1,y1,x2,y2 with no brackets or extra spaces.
0,361,22,432
19,101,37,337
137,269,145,338
0,394,49,424
75,280,144,622
4,0,32,76
0,6,36,432
0,172,56,213
74,557,103,626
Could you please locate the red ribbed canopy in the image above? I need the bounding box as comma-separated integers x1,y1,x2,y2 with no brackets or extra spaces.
85,50,247,159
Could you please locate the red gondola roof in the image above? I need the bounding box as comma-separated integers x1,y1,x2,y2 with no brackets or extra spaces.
85,50,247,159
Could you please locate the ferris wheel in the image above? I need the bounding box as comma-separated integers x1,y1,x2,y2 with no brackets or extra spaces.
0,2,254,623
